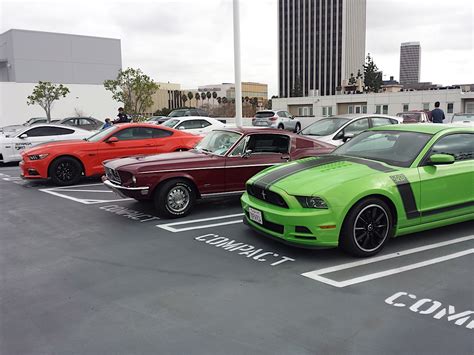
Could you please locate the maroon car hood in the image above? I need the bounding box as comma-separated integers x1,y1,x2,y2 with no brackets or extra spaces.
104,150,216,172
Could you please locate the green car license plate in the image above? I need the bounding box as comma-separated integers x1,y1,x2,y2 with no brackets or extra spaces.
248,207,263,224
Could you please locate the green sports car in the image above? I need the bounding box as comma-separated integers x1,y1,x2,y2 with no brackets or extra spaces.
241,124,473,257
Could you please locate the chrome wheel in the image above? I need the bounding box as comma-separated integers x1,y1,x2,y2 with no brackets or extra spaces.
167,186,190,213
353,204,389,252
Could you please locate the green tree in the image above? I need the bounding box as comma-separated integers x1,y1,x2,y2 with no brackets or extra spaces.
195,92,201,107
348,73,356,85
103,67,159,115
26,81,70,122
212,91,217,106
182,94,188,106
187,91,194,105
363,54,383,93
206,91,212,106
201,92,206,105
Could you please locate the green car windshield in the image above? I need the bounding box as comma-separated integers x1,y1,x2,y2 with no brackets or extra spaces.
333,130,433,167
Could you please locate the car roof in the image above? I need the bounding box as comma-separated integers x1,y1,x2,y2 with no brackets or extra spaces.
216,126,297,135
17,123,90,134
371,123,474,134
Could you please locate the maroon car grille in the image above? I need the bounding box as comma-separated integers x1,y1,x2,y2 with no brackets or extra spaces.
105,167,121,184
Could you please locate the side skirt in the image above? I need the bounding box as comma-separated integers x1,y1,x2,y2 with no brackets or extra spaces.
395,211,474,237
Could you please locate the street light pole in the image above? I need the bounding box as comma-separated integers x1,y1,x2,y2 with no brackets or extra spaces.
233,0,242,127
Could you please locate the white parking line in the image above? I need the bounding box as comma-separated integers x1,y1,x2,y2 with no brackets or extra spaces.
40,183,132,204
157,213,244,232
302,235,474,288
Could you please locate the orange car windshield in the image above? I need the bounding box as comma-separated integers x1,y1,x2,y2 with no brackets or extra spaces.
85,126,118,142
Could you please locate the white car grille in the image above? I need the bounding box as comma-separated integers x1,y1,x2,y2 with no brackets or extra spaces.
105,167,121,184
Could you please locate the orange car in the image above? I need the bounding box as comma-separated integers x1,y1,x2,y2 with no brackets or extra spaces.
20,123,202,185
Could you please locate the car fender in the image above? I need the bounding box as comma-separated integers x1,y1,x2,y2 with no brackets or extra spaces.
150,172,199,197
338,186,406,234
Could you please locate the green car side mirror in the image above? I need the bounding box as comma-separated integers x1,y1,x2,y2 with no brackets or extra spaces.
428,154,455,165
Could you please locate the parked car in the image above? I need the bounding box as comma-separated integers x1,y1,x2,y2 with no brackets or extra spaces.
1,124,91,163
252,110,301,132
0,117,56,135
168,108,209,117
20,123,202,185
148,116,169,124
396,111,431,123
242,124,473,257
450,113,474,125
299,114,401,146
102,128,335,218
162,116,225,135
59,116,104,131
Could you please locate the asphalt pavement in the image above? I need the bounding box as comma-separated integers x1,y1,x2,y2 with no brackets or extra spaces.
1,163,473,355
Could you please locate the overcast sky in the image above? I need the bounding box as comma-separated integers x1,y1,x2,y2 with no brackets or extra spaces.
1,0,472,96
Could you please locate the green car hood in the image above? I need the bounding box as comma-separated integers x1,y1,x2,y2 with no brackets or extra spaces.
249,155,398,195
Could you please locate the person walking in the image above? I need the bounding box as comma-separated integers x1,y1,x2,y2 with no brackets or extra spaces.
101,118,113,130
114,107,130,124
431,102,445,123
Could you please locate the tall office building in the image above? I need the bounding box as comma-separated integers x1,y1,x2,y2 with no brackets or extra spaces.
278,0,366,97
399,42,421,85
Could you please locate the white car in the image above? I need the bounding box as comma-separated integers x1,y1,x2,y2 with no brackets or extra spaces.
0,124,92,163
161,116,225,135
252,110,301,132
450,113,474,126
299,114,401,146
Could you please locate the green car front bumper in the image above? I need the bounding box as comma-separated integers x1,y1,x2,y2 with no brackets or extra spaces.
241,192,342,248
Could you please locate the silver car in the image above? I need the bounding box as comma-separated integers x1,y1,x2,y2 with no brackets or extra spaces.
252,110,301,132
299,114,401,146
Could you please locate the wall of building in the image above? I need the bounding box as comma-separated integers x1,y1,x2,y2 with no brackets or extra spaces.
0,82,118,126
0,29,121,85
273,88,474,118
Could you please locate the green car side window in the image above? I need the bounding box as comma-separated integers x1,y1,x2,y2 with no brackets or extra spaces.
430,134,473,161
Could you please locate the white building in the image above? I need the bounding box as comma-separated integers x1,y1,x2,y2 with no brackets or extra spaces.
0,29,121,126
273,87,474,118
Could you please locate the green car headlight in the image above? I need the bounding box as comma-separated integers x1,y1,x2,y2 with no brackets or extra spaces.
296,196,328,209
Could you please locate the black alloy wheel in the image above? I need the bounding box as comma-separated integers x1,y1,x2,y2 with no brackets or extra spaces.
340,198,393,257
49,157,82,186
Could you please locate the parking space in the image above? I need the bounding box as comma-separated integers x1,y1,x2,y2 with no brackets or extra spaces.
1,163,473,354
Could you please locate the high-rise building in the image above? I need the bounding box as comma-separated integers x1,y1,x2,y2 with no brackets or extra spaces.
399,42,421,85
278,0,366,97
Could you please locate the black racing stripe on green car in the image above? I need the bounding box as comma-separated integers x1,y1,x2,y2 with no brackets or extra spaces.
422,201,474,216
343,157,396,173
253,155,344,189
390,174,421,219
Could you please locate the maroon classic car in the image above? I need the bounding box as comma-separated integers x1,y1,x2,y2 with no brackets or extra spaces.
103,128,335,218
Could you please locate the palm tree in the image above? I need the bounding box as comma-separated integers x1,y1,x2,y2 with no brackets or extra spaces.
195,93,201,107
212,91,217,106
182,94,188,106
222,97,228,104
206,91,211,106
187,91,194,106
217,97,222,105
201,92,206,104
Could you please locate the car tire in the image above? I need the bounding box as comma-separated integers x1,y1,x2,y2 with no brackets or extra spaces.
154,179,196,218
278,124,284,130
49,157,82,186
339,198,394,257
294,123,301,133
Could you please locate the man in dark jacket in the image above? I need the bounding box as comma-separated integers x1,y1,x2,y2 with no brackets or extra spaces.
114,107,130,123
431,102,445,123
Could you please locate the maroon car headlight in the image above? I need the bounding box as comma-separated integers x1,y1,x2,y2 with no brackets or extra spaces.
28,153,49,160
